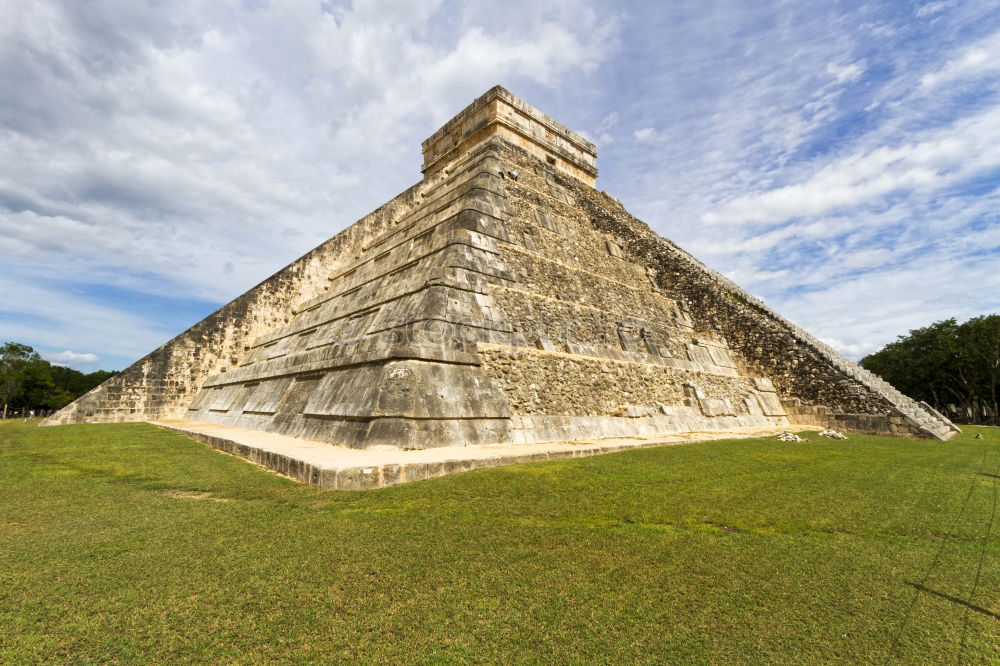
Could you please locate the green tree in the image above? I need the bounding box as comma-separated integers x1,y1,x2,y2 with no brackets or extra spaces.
1,342,119,417
956,314,1000,424
20,360,75,410
0,342,41,418
862,315,1000,424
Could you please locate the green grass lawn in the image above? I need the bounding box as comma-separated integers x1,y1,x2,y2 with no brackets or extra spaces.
2,420,998,663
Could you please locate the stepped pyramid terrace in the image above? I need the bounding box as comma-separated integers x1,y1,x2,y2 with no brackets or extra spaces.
42,86,959,488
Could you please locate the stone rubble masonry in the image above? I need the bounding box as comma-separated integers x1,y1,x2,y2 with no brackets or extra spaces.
43,85,956,449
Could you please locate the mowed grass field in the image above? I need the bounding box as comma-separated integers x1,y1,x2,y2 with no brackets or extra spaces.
1,420,998,663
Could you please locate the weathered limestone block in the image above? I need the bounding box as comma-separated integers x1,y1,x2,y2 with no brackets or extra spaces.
756,392,786,417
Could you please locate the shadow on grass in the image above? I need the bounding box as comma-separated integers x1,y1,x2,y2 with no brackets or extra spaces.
905,582,1000,621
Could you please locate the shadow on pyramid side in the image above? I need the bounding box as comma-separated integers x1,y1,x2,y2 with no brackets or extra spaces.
43,86,958,447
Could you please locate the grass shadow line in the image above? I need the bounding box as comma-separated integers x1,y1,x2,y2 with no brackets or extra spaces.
905,582,1000,621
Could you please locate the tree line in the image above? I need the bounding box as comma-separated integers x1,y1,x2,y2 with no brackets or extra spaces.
0,342,118,418
861,314,1000,425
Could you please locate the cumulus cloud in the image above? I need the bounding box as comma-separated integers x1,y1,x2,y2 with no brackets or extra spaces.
0,1,618,302
0,0,618,366
46,351,100,366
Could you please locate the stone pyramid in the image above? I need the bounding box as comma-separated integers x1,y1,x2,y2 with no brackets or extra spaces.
43,86,958,446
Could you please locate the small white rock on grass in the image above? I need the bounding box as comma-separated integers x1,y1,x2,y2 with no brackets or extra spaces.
777,431,805,442
819,429,848,440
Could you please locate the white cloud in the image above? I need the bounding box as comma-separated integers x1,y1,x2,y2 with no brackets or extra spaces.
0,271,170,363
594,111,619,144
839,248,893,270
634,127,658,143
782,249,1000,360
599,112,619,130
46,350,100,366
701,105,1000,226
616,4,1000,361
818,337,883,360
919,30,1000,88
0,0,619,294
916,1,954,18
826,60,865,83
0,0,619,366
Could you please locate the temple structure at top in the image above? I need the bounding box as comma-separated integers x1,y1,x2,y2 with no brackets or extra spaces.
421,85,598,186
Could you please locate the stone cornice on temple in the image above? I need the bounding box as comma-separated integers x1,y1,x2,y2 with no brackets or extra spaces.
421,85,598,187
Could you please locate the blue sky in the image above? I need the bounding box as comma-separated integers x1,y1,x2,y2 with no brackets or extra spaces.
2,0,999,371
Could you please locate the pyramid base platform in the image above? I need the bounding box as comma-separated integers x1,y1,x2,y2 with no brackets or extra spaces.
151,420,810,490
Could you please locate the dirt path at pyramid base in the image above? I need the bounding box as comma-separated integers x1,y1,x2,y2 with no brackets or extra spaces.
150,420,818,490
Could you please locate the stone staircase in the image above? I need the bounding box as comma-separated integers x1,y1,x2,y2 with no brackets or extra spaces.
653,241,960,441
778,323,960,441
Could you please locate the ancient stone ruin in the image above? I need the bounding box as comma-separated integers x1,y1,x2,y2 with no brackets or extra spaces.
43,86,958,449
